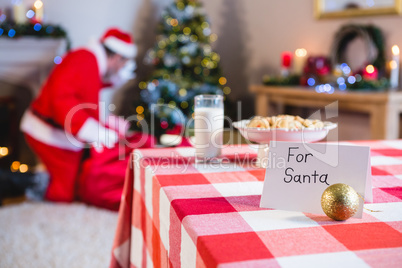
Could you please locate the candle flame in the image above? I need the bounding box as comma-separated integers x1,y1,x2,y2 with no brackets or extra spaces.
34,0,43,9
390,60,397,69
366,65,375,74
392,45,400,56
295,48,307,57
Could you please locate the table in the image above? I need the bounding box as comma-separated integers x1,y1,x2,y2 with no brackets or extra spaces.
110,141,402,268
249,85,402,140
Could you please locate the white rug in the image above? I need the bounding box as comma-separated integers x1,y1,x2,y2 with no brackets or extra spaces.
0,202,118,268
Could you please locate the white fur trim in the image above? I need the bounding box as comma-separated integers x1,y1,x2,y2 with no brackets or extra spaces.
103,36,137,59
20,110,84,151
86,38,108,76
77,118,118,148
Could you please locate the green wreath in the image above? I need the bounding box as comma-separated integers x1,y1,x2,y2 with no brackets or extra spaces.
330,24,385,74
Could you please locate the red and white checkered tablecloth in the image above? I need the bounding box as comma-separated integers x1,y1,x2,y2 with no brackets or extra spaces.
110,141,402,268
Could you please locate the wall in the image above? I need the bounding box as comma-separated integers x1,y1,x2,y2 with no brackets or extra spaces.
2,0,402,139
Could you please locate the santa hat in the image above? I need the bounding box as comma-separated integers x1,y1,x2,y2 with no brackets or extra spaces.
101,28,137,59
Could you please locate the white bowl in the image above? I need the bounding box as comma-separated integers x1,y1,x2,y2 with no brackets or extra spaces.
233,120,337,144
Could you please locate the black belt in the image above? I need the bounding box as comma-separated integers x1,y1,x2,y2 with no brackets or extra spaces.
31,109,64,130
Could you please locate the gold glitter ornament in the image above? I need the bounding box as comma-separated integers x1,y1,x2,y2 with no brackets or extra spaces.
321,183,360,221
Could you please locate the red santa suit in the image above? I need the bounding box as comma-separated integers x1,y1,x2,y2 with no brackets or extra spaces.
20,28,153,208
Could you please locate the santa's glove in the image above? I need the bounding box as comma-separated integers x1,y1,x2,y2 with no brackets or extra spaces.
77,118,119,151
106,115,130,138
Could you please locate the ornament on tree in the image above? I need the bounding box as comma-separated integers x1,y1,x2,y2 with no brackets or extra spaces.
321,183,360,221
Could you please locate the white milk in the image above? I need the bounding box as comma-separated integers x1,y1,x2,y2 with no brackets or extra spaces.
194,107,224,159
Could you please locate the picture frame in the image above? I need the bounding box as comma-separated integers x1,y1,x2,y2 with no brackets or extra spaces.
314,0,402,19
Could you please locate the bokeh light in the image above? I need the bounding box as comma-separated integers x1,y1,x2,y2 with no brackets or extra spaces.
348,76,356,84
295,48,307,57
223,87,231,95
392,45,400,55
365,65,375,74
53,56,62,64
0,147,8,156
34,0,43,9
33,23,42,31
136,106,144,114
11,161,20,172
219,77,227,85
8,29,16,38
19,164,28,173
26,10,35,19
307,78,316,86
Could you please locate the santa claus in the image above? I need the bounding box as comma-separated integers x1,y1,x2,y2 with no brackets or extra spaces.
20,27,154,210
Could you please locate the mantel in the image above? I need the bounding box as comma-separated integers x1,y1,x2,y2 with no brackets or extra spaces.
249,85,402,140
0,37,67,96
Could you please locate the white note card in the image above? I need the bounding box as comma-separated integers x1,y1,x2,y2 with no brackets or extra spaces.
260,142,372,218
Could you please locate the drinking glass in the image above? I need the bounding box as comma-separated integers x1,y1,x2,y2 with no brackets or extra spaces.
194,95,224,160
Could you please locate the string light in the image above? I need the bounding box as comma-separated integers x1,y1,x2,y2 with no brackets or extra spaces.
170,19,178,27
158,40,166,49
177,2,185,10
183,27,191,35
210,33,218,42
8,29,16,38
181,101,189,109
211,53,220,61
168,101,176,108
136,106,144,114
137,114,144,121
190,35,198,42
19,164,28,173
179,88,187,96
0,147,9,156
169,34,177,42
11,161,20,172
219,77,227,85
201,22,209,29
223,87,231,95
139,81,147,89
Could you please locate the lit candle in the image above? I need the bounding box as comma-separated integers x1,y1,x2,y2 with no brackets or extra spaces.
34,0,43,23
12,0,26,24
390,45,400,89
363,64,378,80
281,51,292,77
293,48,308,75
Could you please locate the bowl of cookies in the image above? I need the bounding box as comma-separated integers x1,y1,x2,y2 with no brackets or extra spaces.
233,115,337,167
233,114,337,144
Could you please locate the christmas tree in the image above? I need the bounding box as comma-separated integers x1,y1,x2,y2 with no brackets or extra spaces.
133,0,231,141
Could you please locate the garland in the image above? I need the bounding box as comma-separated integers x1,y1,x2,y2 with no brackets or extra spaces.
0,21,70,49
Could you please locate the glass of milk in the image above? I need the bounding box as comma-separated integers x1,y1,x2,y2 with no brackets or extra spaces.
194,94,224,161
